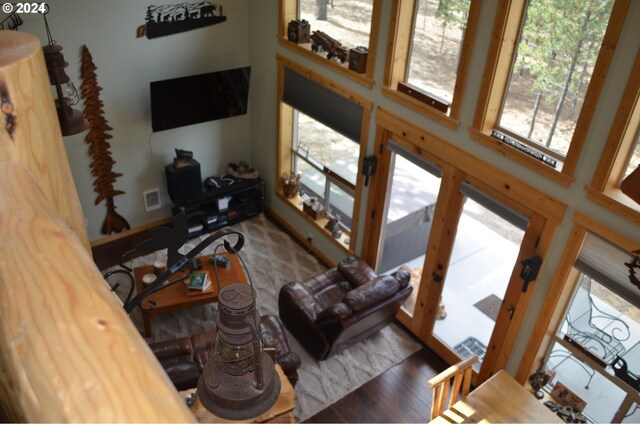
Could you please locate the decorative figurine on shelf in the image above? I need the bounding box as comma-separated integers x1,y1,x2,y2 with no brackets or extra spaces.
303,197,325,220
310,30,349,63
287,19,310,44
349,46,368,73
325,214,342,238
528,369,550,399
281,173,301,198
173,148,194,168
227,161,259,179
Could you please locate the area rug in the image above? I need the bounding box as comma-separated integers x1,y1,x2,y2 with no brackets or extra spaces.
106,213,421,421
474,293,502,322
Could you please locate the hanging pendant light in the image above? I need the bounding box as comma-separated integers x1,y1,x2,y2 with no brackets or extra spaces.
198,282,280,420
41,9,88,136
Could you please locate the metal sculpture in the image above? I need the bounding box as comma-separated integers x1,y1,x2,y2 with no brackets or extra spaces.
137,2,226,39
80,45,130,235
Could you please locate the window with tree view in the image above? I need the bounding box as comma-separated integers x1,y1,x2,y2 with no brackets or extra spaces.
498,0,615,159
300,0,373,54
406,0,472,105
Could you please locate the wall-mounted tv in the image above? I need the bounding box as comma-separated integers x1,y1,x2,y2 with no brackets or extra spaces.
150,66,250,132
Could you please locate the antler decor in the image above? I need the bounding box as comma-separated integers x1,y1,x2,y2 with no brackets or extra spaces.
80,45,130,234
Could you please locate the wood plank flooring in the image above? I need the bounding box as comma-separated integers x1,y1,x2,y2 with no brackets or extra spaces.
306,340,449,423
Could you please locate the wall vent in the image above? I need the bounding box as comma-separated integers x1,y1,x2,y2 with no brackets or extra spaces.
143,188,161,211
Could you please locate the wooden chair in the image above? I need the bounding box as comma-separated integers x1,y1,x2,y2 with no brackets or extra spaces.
428,355,478,419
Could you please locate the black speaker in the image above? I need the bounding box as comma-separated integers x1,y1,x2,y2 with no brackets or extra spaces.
165,159,202,205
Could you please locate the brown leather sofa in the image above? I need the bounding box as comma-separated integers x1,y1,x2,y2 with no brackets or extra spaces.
278,256,412,361
149,314,300,390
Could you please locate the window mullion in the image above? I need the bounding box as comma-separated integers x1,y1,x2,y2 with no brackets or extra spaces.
324,167,355,194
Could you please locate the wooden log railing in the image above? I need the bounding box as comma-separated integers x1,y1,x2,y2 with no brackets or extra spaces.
0,31,194,422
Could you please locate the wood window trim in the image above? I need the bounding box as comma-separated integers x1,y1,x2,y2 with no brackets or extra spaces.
472,0,631,184
515,211,640,384
586,186,640,227
276,56,371,253
587,50,640,224
278,0,381,88
382,0,480,123
381,86,460,130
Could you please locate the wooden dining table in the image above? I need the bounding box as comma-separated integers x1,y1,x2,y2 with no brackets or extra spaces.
430,370,563,423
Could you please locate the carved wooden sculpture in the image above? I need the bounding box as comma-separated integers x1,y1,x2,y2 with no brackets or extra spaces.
80,45,130,234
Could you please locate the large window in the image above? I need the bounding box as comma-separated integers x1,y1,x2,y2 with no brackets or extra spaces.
499,0,615,158
587,50,640,224
277,57,371,250
383,0,479,125
406,0,472,106
540,230,640,422
472,0,630,185
280,0,381,84
300,0,373,50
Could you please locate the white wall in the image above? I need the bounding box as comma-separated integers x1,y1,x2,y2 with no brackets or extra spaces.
247,0,640,373
20,0,252,240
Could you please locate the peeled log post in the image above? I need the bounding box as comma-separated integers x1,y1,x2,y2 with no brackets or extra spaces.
0,163,196,422
0,31,89,250
0,31,195,422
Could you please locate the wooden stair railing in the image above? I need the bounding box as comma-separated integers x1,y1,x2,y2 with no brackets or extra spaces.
0,31,194,422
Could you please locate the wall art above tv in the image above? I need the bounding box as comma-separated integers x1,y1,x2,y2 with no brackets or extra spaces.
150,67,250,132
137,1,226,39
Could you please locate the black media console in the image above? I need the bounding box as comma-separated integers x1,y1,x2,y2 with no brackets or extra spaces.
171,177,264,238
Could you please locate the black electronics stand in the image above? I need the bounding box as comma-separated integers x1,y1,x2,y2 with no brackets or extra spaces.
170,175,264,239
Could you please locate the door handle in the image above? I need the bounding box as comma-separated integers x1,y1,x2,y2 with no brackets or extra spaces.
432,263,444,284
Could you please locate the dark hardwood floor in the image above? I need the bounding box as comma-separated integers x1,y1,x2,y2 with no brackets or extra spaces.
306,333,449,423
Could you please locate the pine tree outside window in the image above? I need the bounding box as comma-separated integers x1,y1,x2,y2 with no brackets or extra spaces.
498,0,615,160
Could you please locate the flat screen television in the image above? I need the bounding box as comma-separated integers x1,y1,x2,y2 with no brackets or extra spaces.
150,66,250,132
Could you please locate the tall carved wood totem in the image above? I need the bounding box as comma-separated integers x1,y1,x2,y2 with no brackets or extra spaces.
80,45,130,234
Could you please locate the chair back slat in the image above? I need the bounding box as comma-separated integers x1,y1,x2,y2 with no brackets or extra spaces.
428,355,478,420
461,366,473,398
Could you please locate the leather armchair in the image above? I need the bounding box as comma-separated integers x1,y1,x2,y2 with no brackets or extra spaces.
278,256,412,361
149,314,301,390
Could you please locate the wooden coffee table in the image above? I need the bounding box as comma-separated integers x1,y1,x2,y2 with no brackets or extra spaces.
133,253,247,338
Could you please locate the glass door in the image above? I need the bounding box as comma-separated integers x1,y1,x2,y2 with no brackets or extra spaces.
375,147,442,317
432,186,527,370
364,134,550,382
